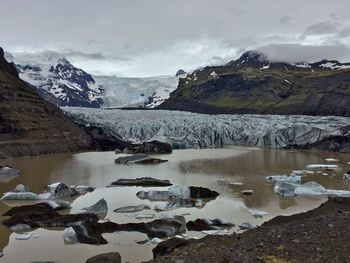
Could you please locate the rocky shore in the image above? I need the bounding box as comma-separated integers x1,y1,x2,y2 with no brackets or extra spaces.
149,197,350,263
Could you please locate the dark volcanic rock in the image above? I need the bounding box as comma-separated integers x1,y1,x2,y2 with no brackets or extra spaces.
158,50,350,117
85,252,121,263
2,203,187,244
0,47,90,159
186,219,214,231
2,203,98,228
111,177,172,187
148,198,350,263
189,186,219,199
115,154,168,165
153,238,191,258
175,69,187,76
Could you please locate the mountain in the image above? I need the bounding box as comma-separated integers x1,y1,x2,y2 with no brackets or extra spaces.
158,51,350,116
6,51,104,108
0,47,90,158
95,75,180,108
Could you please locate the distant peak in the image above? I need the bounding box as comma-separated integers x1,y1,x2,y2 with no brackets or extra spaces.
226,50,269,68
175,69,187,76
238,50,269,63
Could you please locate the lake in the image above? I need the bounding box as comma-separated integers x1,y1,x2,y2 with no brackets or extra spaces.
0,148,349,262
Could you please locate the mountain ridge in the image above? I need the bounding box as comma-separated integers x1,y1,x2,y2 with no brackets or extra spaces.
158,51,350,116
6,51,104,108
0,47,90,158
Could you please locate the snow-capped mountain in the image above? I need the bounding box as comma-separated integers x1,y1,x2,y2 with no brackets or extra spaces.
95,75,181,108
5,51,104,108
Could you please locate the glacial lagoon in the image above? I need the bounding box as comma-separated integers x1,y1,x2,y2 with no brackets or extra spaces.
0,148,349,262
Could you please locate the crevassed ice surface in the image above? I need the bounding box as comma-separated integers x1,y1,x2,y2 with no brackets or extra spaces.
63,107,350,149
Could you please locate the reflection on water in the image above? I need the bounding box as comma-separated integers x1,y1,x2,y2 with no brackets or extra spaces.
0,148,349,262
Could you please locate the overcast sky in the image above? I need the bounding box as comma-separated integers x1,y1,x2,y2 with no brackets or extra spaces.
1,0,350,77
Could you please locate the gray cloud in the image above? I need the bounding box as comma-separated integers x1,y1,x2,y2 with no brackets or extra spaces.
301,21,340,38
257,43,350,63
279,16,292,26
0,0,349,76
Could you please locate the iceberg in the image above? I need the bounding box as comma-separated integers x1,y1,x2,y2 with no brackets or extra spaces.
273,181,299,197
1,192,39,200
306,164,338,171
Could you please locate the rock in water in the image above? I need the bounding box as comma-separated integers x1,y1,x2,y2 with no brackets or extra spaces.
189,186,219,199
82,198,108,218
111,177,172,187
114,204,150,213
186,219,214,231
114,154,168,165
85,252,121,263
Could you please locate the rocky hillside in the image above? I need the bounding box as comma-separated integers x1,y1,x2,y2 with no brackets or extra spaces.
6,52,104,108
158,51,350,116
0,47,90,158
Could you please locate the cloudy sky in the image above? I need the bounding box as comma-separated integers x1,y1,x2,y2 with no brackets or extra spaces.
1,0,350,77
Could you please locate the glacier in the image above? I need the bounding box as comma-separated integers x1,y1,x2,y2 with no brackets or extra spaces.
94,75,180,108
63,107,350,149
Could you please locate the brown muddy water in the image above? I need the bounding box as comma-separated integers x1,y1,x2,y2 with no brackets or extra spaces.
0,148,349,263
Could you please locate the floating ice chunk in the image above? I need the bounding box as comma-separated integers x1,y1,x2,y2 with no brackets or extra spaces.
74,185,95,195
230,182,243,186
150,237,163,244
168,186,191,199
137,190,169,201
294,182,327,196
202,230,219,235
0,166,20,177
294,181,350,197
306,164,338,170
114,204,150,213
291,170,304,176
175,235,184,239
45,200,72,210
82,198,108,218
273,181,299,197
249,209,268,218
1,192,39,200
325,158,339,162
11,224,31,233
238,222,256,230
63,227,78,244
266,175,301,184
15,232,32,240
195,199,204,208
135,213,155,219
13,184,28,193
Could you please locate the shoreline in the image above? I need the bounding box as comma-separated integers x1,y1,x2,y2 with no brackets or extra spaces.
149,197,350,263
